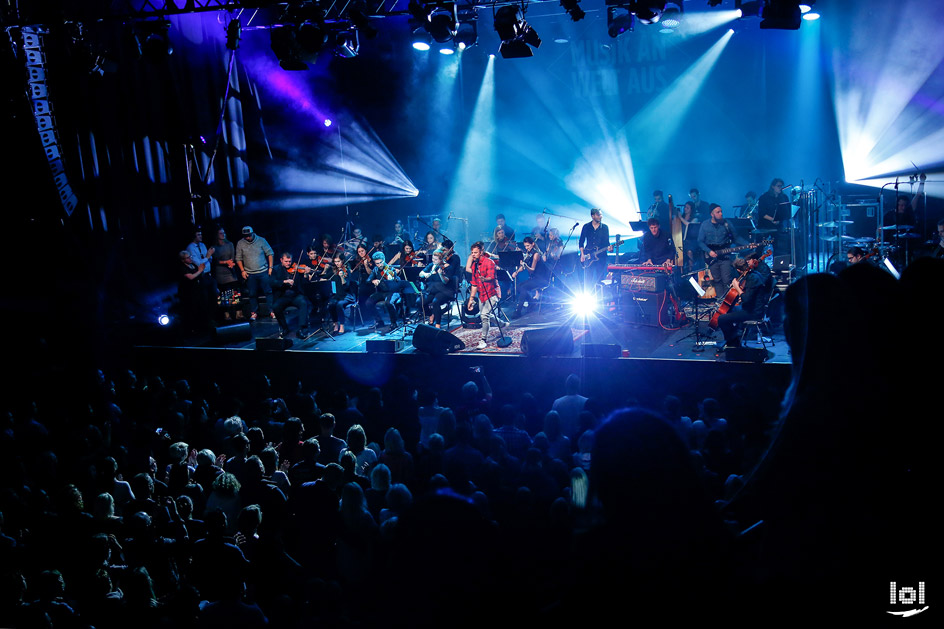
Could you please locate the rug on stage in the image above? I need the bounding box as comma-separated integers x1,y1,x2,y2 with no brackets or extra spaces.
447,324,589,354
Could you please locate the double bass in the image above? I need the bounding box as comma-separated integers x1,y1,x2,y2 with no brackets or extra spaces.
669,194,684,268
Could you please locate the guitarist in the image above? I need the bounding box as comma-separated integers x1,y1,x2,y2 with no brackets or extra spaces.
697,204,747,296
579,208,612,288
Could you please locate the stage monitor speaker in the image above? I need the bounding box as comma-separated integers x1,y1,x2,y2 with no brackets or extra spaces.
366,339,404,353
215,322,251,344
582,343,621,358
412,324,465,355
724,346,768,363
256,336,293,351
521,326,574,357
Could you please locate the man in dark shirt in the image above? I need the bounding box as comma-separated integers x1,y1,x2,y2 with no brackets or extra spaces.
270,253,311,339
757,178,791,231
646,190,669,220
689,188,711,222
579,208,612,288
717,257,768,350
642,218,675,266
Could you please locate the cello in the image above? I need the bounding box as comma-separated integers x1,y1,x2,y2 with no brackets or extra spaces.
708,249,772,329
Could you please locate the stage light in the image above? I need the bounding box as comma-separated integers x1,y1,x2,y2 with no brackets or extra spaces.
561,0,586,23
439,46,455,55
411,26,432,50
607,6,634,38
735,0,763,18
348,4,378,39
323,119,332,127
494,4,542,58
409,2,459,45
270,26,308,70
798,4,812,13
802,12,820,21
158,314,171,327
225,19,241,51
135,20,173,59
760,0,802,30
570,291,599,317
634,1,666,25
455,19,478,48
334,29,360,58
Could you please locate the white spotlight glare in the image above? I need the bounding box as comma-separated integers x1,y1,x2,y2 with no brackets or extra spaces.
323,118,332,127
158,314,171,326
882,257,900,279
458,41,466,50
413,41,431,51
802,12,820,21
799,4,812,13
439,47,454,55
735,9,742,18
569,291,598,317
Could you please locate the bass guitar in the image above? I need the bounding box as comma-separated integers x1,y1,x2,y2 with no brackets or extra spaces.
581,238,625,269
704,239,772,263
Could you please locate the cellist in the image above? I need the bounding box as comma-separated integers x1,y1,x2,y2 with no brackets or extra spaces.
715,257,768,352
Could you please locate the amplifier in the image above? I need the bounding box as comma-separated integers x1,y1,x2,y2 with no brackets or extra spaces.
621,290,668,327
621,273,666,292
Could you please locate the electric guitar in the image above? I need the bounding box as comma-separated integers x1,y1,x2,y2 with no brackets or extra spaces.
704,239,772,263
581,238,625,269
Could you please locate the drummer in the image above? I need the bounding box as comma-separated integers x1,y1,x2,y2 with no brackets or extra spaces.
846,246,869,265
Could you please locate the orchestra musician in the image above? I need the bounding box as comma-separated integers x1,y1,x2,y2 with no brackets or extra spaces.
846,246,869,265
270,252,312,339
642,218,675,266
351,242,375,316
741,191,759,220
716,257,768,352
579,208,612,288
495,214,515,242
757,179,790,230
511,236,548,318
367,251,405,332
430,217,444,240
647,190,669,220
466,241,501,350
488,227,518,254
326,254,356,334
689,188,711,222
390,220,408,246
678,201,700,273
543,227,563,264
419,231,440,260
420,247,459,328
697,204,747,296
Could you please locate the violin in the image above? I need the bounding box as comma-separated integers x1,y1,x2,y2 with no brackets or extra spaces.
403,251,417,266
286,264,312,276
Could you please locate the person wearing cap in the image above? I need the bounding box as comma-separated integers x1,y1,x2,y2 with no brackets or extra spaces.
235,226,275,320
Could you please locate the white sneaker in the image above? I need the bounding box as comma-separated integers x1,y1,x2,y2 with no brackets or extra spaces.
476,340,487,350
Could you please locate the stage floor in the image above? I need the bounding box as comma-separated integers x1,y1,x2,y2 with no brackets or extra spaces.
176,300,791,365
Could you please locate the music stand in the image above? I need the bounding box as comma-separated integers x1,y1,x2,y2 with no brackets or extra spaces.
677,275,712,352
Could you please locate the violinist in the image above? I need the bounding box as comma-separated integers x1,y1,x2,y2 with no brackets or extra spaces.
543,228,563,263
418,231,440,263
511,236,548,318
420,247,459,328
390,241,419,268
716,257,767,352
270,253,312,339
367,251,404,331
487,227,518,254
326,254,356,334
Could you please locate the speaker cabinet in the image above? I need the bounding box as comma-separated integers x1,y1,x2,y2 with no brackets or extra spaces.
412,324,466,355
621,291,668,327
521,326,574,357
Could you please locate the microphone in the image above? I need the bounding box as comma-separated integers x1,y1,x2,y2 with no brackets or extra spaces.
573,222,580,229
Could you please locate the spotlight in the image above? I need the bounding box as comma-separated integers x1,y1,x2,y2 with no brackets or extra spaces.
560,0,586,23
455,19,477,48
802,11,820,21
409,2,459,45
333,29,360,58
633,1,665,25
494,4,541,59
760,0,802,30
798,3,812,13
270,26,308,70
607,6,634,38
136,20,173,59
225,19,241,51
348,3,378,39
570,291,598,317
735,0,763,18
660,1,683,28
158,314,171,326
439,47,455,55
411,26,432,50
323,119,332,127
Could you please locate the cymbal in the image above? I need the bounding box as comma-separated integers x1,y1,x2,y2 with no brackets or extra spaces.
817,221,853,228
751,229,777,234
881,224,913,231
822,235,857,242
894,232,923,240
